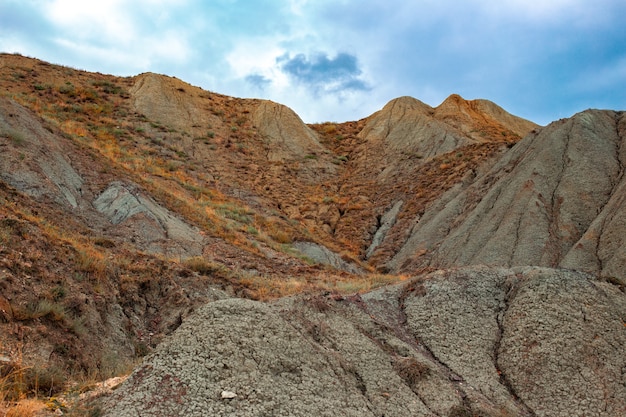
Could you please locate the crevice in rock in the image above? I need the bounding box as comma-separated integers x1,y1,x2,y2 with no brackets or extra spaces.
353,290,468,388
493,277,536,416
509,200,524,266
365,201,403,260
545,123,573,266
586,112,626,275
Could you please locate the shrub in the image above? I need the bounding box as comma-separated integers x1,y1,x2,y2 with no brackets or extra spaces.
393,357,430,388
322,123,337,134
184,257,224,275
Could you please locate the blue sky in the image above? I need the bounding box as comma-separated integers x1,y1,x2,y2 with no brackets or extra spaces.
1,0,625,125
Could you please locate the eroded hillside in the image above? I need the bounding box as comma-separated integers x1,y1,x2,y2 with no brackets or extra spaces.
0,54,531,391
391,109,626,283
2,54,624,417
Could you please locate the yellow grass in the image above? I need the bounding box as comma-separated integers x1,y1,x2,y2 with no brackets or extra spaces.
4,399,45,417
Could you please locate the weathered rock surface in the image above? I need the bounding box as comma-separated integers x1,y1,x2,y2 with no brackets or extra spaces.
391,110,626,281
104,266,625,417
365,200,403,259
94,181,204,257
129,72,221,135
292,241,363,274
357,94,536,166
0,97,84,208
358,96,467,159
434,94,538,140
252,101,328,163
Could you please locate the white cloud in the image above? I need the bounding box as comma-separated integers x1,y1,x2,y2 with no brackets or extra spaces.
39,0,193,72
44,0,137,44
225,38,286,79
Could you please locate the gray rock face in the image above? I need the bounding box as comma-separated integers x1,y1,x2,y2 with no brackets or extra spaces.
292,241,363,274
252,101,328,163
390,110,626,281
104,266,625,417
94,181,205,257
358,96,473,164
498,267,626,416
366,200,403,259
129,72,216,134
0,97,84,208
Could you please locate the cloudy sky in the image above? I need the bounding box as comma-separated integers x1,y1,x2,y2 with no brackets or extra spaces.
1,0,625,125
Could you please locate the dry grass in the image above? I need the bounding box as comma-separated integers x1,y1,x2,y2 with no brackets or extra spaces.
183,256,226,276
235,270,408,301
0,344,47,416
3,399,45,417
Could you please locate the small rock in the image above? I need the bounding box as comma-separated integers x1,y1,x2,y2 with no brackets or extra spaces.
221,390,237,399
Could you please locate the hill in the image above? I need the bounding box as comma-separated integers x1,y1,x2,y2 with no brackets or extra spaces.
1,53,624,417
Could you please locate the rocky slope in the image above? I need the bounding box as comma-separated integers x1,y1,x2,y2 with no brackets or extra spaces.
390,109,626,284
104,266,626,417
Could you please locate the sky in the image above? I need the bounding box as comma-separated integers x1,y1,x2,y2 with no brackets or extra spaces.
1,0,625,125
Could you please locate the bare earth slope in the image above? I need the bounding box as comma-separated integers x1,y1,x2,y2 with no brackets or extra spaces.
104,266,626,417
391,109,626,283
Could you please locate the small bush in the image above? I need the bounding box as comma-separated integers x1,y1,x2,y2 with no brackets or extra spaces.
92,80,123,95
50,285,67,301
184,257,224,275
322,123,337,134
40,301,66,322
393,357,430,388
1,362,66,402
75,250,107,278
58,83,75,96
269,230,292,244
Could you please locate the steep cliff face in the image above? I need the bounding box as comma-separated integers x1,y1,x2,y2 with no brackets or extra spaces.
390,110,626,283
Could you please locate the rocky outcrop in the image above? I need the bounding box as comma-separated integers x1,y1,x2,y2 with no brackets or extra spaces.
390,110,626,281
129,72,221,135
357,94,537,163
434,94,538,140
103,266,626,417
0,97,84,208
292,241,362,274
252,101,328,162
365,200,403,259
357,96,472,162
94,181,205,257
